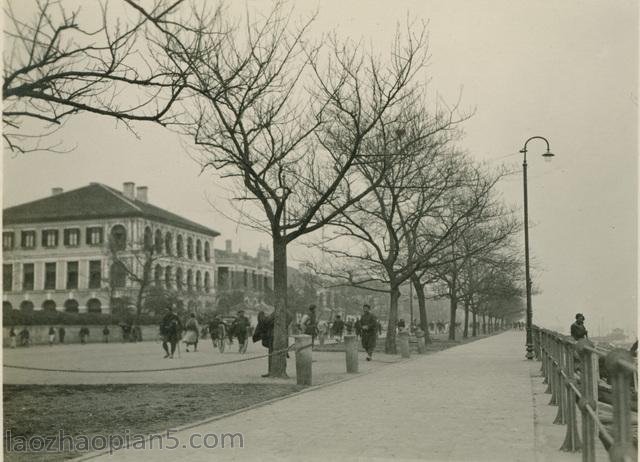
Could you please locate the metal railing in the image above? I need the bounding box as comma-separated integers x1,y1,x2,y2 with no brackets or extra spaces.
532,325,637,462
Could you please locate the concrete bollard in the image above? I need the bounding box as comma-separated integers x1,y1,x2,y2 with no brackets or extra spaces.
398,330,410,358
295,335,312,386
415,329,426,354
344,334,358,373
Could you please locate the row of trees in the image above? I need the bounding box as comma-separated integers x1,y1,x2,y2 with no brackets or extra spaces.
4,1,526,375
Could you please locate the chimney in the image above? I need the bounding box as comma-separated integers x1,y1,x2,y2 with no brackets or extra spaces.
123,182,135,199
225,239,232,252
136,186,148,203
51,187,63,196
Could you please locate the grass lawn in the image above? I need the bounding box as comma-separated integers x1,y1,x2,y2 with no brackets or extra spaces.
4,383,302,461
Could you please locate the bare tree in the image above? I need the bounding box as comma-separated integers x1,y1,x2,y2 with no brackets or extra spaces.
147,3,430,375
312,105,472,353
2,0,190,153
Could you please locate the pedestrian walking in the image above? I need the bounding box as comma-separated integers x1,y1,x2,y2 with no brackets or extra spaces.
332,315,345,342
9,327,17,348
58,326,66,344
208,313,224,350
317,320,328,346
183,313,200,352
102,325,110,343
48,326,56,346
300,305,318,346
19,327,30,347
232,310,251,353
360,304,378,361
570,313,588,341
132,324,142,342
160,306,182,358
79,326,90,344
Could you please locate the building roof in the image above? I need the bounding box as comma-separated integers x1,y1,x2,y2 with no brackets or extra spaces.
3,183,220,237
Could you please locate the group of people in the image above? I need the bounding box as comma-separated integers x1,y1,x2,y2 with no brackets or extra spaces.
7,325,107,347
159,308,253,359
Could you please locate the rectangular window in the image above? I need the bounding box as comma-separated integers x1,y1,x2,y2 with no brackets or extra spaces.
44,262,57,290
42,229,59,248
86,227,103,245
21,231,36,249
3,232,14,250
66,261,78,289
3,264,13,291
64,228,80,247
23,263,34,290
89,260,102,289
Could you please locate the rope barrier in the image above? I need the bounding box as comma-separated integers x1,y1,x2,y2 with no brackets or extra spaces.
3,343,312,374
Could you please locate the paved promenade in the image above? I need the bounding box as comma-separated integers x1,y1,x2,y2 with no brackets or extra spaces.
85,331,588,461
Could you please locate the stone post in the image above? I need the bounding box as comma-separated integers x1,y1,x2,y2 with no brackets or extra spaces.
398,330,410,358
295,334,312,386
344,334,358,373
415,328,426,354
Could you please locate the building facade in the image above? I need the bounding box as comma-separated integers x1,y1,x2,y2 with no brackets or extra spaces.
214,239,273,308
2,182,219,314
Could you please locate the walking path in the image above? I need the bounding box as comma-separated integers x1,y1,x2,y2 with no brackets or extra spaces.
84,331,590,461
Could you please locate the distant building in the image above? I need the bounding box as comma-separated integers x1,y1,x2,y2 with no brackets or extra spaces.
3,182,219,314
214,239,273,307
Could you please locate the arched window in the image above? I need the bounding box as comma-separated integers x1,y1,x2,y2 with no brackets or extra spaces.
154,264,162,286
204,242,211,262
187,237,193,259
110,225,127,251
187,269,193,292
154,229,163,254
42,300,57,312
204,272,211,293
144,226,153,250
176,268,183,291
64,299,79,313
87,298,102,313
110,262,127,288
196,240,202,261
20,300,34,313
195,270,202,292
176,235,184,257
165,266,173,289
165,232,173,255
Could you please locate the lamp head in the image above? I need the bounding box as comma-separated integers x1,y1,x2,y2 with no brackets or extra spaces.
542,149,555,163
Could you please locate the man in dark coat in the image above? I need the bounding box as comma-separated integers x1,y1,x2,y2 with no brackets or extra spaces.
253,311,275,377
570,313,588,341
360,304,378,361
332,315,345,342
160,306,182,358
232,310,251,353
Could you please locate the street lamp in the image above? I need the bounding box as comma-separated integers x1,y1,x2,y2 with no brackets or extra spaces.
520,136,554,360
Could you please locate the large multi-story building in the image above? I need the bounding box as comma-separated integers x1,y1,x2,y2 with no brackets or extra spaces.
214,239,273,307
2,182,219,314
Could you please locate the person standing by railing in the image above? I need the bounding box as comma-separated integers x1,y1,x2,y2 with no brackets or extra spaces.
570,313,588,341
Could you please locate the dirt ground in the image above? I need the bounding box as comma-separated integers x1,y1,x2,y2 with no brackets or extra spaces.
3,383,302,462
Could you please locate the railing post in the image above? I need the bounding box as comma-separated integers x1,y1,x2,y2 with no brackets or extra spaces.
541,330,548,378
604,349,636,462
577,339,599,462
549,335,559,405
554,336,567,424
560,339,581,451
295,335,312,386
398,330,410,358
533,326,541,360
344,334,358,373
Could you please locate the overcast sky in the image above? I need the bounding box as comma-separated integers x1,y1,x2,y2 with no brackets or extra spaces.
3,0,638,336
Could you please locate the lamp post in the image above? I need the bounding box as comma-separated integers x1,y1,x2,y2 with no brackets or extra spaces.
520,136,554,360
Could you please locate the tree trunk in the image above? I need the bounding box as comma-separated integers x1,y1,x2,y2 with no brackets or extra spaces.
412,276,430,344
482,312,486,334
385,284,400,354
472,309,477,337
463,300,469,339
448,280,457,341
270,236,288,377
